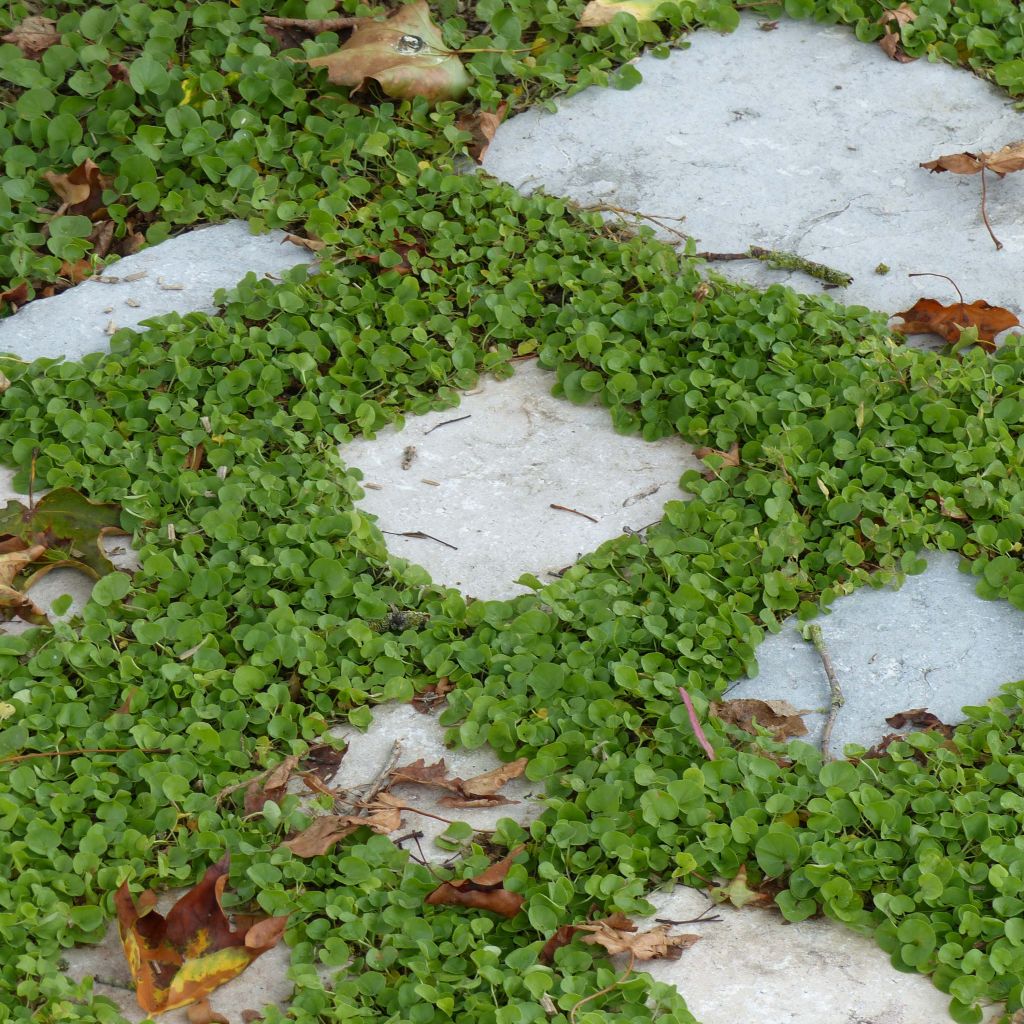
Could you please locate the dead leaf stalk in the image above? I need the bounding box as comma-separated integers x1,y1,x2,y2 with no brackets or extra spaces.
423,414,471,435
549,503,599,523
804,624,844,762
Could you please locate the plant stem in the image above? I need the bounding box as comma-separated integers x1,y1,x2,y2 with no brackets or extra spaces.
804,624,844,762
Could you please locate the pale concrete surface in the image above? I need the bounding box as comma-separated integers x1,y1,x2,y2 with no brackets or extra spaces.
0,466,139,635
0,222,316,362
341,359,700,599
639,886,1000,1024
484,16,1024,332
726,552,1024,753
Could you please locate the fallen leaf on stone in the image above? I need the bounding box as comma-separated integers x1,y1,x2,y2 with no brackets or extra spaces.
541,912,698,962
115,855,288,1013
578,0,673,27
302,741,346,782
0,487,127,584
920,141,1024,249
243,755,300,814
885,707,954,738
44,159,112,220
301,1,470,103
709,864,772,909
878,4,917,62
1,16,59,58
0,543,48,624
710,698,809,741
187,999,229,1024
282,794,403,857
891,297,1020,352
693,441,740,480
456,102,508,162
412,676,454,713
283,233,326,253
425,845,525,918
389,756,527,806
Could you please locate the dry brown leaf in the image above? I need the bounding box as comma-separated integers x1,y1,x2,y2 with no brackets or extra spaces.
693,441,740,480
0,282,30,313
885,707,954,738
878,4,917,62
425,845,525,918
0,543,48,624
0,371,9,395
541,912,698,963
710,698,809,741
892,297,1020,352
187,999,229,1024
283,233,326,252
2,16,59,58
390,756,526,806
44,159,112,220
303,741,346,782
184,444,206,472
243,755,299,815
456,103,508,162
301,1,470,104
282,796,402,857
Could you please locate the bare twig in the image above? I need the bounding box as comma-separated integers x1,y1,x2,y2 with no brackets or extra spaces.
424,414,471,435
0,746,169,765
382,529,458,550
803,624,844,762
358,740,402,808
569,952,635,1024
655,906,723,926
582,202,689,244
981,167,1003,250
263,15,359,33
550,503,598,523
908,272,965,308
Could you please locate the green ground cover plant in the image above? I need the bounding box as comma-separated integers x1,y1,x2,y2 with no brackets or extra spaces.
3,1,1024,1022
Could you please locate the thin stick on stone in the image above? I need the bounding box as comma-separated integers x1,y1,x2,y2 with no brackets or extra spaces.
331,740,402,815
804,624,844,762
694,247,853,287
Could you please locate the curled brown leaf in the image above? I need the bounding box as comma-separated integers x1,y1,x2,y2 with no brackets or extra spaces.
541,912,699,963
711,698,809,742
892,297,1020,352
425,845,525,918
878,4,917,62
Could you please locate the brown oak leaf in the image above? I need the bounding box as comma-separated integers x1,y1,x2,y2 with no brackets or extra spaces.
2,16,59,58
425,845,525,918
891,297,1020,352
710,698,809,742
878,4,917,62
44,159,112,220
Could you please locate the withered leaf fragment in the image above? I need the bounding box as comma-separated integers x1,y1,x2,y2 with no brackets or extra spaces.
282,793,403,857
2,16,59,58
456,103,508,162
283,233,326,253
302,1,470,103
0,544,48,624
878,4,917,62
709,864,772,909
892,297,1020,352
389,756,528,806
693,441,740,480
541,912,699,963
44,159,112,220
187,999,229,1024
412,676,454,713
578,0,673,27
115,855,288,1013
885,707,954,738
710,698,809,742
425,845,525,918
243,755,299,815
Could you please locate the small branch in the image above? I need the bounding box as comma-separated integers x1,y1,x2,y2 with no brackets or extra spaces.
263,15,359,33
569,952,635,1024
980,167,1003,250
582,202,689,244
694,247,853,288
803,624,844,762
360,740,402,807
0,746,169,765
424,414,471,435
908,271,965,308
382,529,458,550
655,906,723,925
550,503,598,523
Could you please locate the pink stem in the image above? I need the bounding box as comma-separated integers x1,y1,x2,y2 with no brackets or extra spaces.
679,686,716,760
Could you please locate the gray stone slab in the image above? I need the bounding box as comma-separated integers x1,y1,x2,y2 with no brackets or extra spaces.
726,552,1024,753
341,360,701,599
484,16,1024,333
0,222,316,362
639,885,1000,1024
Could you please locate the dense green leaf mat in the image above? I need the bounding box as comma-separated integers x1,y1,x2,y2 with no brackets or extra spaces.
3,1,1024,1022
